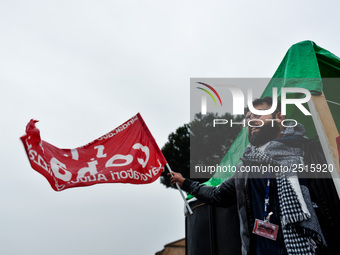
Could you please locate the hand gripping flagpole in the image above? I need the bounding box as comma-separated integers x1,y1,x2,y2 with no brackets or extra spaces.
166,163,193,215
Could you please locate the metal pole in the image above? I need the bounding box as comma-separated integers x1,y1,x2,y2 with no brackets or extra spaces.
166,163,193,215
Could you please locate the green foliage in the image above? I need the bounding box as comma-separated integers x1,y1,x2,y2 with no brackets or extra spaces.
160,112,244,188
160,124,190,188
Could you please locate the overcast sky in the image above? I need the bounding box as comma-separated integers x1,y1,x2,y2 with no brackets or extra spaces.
1,1,340,254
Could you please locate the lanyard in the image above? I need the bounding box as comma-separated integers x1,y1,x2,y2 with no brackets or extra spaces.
264,173,271,222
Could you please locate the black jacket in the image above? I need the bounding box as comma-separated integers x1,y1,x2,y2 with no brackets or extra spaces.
183,165,273,255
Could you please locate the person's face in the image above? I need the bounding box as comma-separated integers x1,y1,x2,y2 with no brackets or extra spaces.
245,103,281,146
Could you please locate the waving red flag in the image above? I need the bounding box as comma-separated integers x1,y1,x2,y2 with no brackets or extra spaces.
20,113,167,191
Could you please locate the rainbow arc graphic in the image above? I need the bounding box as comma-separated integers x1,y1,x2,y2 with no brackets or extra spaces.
196,82,223,114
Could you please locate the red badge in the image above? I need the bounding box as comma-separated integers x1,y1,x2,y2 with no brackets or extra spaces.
253,219,279,241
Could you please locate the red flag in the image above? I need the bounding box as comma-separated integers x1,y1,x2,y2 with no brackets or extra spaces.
20,113,167,191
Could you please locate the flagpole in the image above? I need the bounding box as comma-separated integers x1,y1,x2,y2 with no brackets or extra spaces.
307,93,340,199
166,163,193,215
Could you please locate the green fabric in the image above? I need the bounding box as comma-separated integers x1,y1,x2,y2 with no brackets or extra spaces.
189,40,340,196
203,127,249,187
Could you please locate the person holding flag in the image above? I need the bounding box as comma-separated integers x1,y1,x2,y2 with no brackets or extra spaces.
170,97,334,255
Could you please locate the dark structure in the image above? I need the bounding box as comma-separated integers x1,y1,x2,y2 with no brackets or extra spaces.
185,199,242,255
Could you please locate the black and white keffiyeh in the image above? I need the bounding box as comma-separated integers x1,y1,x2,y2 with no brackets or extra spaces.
242,124,326,255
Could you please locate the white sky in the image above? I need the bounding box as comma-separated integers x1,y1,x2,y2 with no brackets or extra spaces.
1,0,340,254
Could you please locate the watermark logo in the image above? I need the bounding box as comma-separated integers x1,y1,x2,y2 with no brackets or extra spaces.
196,84,312,116
189,78,331,180
196,82,223,114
